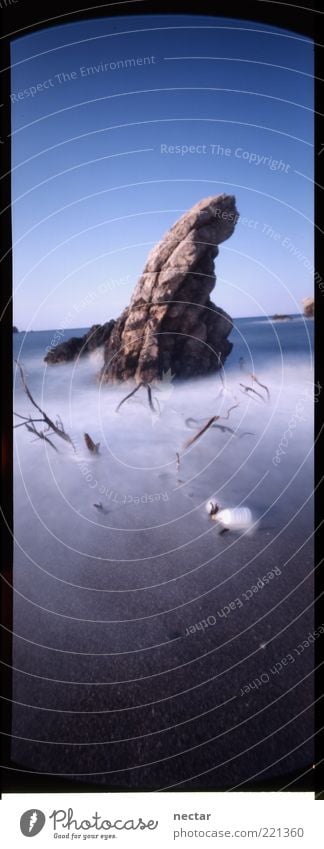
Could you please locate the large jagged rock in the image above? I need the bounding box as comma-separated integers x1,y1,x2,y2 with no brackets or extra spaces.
45,194,238,380
44,321,115,364
101,194,238,383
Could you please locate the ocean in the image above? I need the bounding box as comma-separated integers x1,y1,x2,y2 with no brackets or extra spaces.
13,313,314,369
11,315,315,789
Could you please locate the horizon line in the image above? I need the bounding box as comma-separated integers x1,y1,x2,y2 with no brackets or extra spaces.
14,311,306,332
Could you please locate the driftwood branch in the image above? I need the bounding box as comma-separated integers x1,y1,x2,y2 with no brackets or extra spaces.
251,373,270,400
183,403,239,449
239,383,265,403
146,384,158,413
116,381,159,414
13,413,47,428
215,352,225,388
239,359,270,401
185,418,255,439
116,382,144,412
184,415,219,449
24,420,59,452
14,360,75,451
84,433,100,454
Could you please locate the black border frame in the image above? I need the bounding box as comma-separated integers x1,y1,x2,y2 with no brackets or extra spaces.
1,0,323,796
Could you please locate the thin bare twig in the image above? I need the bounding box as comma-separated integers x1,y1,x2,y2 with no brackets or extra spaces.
215,352,225,388
239,432,255,439
239,383,265,403
183,415,220,449
13,413,46,428
239,359,270,401
147,384,158,413
183,403,239,449
56,414,66,433
14,360,75,450
25,421,59,452
116,382,144,412
116,381,159,414
186,417,235,435
251,373,270,400
222,403,239,419
13,412,43,422
185,417,254,439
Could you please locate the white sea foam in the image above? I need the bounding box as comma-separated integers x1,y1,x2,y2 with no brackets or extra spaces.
13,350,314,550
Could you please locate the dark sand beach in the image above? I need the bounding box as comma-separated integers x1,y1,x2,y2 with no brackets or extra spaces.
11,318,314,789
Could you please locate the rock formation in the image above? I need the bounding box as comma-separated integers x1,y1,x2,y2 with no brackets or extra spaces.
45,194,239,381
44,321,115,364
302,297,314,318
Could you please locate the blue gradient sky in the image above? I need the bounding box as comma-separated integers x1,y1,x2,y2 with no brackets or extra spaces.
11,14,313,330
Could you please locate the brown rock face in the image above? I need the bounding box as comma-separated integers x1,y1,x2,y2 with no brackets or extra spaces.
44,194,238,380
44,321,115,364
100,194,238,383
302,297,314,318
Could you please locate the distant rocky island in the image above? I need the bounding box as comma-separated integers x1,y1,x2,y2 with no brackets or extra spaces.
45,194,239,381
271,314,293,321
13,326,19,333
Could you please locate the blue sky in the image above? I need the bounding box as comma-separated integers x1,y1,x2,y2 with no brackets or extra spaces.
11,14,313,330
